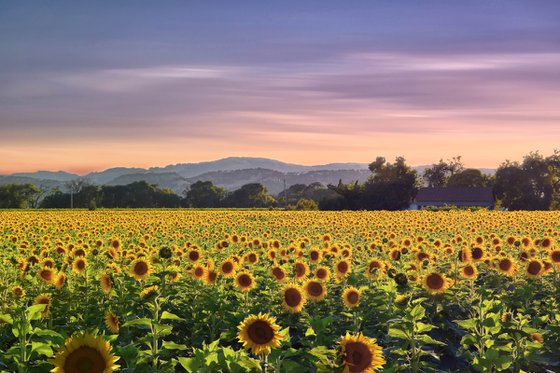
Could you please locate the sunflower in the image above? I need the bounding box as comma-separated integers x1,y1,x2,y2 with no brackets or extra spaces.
496,257,516,276
204,270,219,285
315,266,331,282
309,248,323,263
525,259,544,279
304,280,327,301
342,287,361,308
550,250,560,266
54,272,66,289
366,259,386,280
192,265,207,281
99,273,113,294
235,272,256,293
339,333,385,373
237,313,283,357
73,257,87,275
335,259,352,280
51,333,119,373
245,251,259,265
220,259,237,277
12,285,25,299
281,284,306,313
38,267,56,284
460,264,478,280
129,258,153,281
104,310,120,334
470,247,485,262
294,261,309,281
33,293,52,317
271,266,287,282
140,285,159,299
422,272,452,296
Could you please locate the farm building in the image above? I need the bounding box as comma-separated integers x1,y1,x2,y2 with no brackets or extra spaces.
410,187,494,210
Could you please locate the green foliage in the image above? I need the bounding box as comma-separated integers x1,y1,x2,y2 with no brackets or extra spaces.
0,184,40,208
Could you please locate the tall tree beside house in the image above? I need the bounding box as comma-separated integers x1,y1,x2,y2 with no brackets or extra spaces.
423,156,464,187
447,169,493,188
184,181,226,208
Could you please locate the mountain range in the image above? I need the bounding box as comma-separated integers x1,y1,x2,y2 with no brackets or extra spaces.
0,157,494,196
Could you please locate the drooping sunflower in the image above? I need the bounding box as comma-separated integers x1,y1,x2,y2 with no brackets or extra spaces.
237,313,283,357
99,273,113,294
339,333,385,373
366,259,386,280
51,333,119,373
235,271,256,293
54,272,66,289
281,284,306,313
204,270,219,285
549,249,560,266
140,285,159,300
129,258,153,281
342,287,361,308
304,280,327,301
33,293,52,317
422,272,452,296
104,310,120,334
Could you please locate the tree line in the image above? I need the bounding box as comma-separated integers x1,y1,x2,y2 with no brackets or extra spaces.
1,150,559,210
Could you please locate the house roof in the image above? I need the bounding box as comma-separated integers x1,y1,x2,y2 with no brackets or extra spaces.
416,187,494,203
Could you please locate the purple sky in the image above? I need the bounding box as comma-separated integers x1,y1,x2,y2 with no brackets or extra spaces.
1,1,559,174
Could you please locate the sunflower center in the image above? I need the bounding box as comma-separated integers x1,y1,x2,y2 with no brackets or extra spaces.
64,346,107,373
316,269,327,279
189,251,199,261
471,247,483,260
527,261,542,275
551,251,560,263
499,259,512,271
337,261,349,273
426,273,444,290
238,274,252,287
247,320,274,345
194,267,204,277
222,262,233,273
272,267,285,280
134,261,148,275
284,288,302,307
464,266,475,276
307,281,323,297
295,263,306,277
345,342,373,372
346,291,359,304
310,251,319,261
248,253,257,263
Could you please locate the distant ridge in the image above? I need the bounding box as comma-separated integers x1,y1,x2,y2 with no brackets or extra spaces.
0,157,495,195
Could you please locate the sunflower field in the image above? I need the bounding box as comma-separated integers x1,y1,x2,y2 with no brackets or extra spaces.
1,210,560,372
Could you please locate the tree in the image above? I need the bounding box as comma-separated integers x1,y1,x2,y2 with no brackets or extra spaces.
184,181,226,208
422,156,464,187
224,183,277,208
328,156,418,210
447,169,492,187
0,183,41,208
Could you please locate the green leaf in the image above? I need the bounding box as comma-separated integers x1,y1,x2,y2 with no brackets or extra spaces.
161,311,185,321
455,319,477,330
177,357,197,372
161,341,188,350
0,314,13,324
415,322,436,333
417,334,445,346
31,342,53,357
409,304,425,321
388,327,409,340
305,327,316,337
27,304,47,320
122,318,152,328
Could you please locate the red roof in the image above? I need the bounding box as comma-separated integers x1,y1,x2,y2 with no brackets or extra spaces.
416,187,494,203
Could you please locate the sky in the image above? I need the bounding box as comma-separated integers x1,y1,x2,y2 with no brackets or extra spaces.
1,1,560,174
